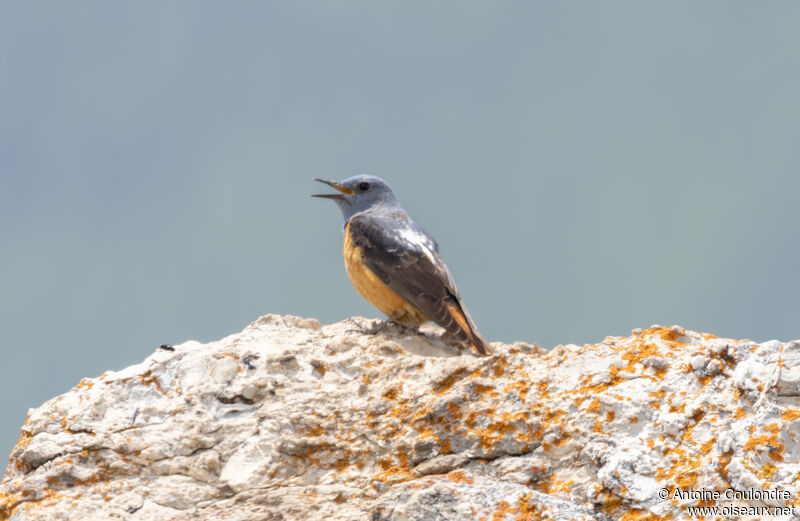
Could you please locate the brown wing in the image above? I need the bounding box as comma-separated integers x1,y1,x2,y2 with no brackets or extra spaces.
348,211,490,356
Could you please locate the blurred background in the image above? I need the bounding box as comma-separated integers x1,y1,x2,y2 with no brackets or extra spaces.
2,2,799,460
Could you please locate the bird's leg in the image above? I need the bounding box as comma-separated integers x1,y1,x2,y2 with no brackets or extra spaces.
346,317,398,335
363,315,403,335
348,315,420,336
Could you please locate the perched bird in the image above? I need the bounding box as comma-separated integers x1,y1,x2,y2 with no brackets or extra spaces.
312,175,491,356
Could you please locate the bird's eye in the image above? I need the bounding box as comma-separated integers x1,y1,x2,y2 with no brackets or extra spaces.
358,182,371,192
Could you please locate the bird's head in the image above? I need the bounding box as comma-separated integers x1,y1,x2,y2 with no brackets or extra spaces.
312,175,398,222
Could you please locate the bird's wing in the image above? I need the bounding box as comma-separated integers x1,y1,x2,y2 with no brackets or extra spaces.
348,211,490,355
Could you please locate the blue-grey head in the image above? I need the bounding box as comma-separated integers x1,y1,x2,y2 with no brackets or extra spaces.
312,175,400,223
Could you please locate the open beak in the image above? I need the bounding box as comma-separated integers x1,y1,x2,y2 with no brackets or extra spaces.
311,178,355,199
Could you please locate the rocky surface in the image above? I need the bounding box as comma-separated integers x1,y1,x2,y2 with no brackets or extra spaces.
2,315,800,520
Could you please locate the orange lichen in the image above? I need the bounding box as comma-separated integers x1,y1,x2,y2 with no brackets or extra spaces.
310,360,327,376
434,367,472,394
668,402,686,414
586,399,602,413
446,470,474,484
674,469,699,490
472,384,498,398
576,379,610,395
492,500,512,521
627,341,669,379
504,380,530,401
597,489,624,515
488,492,548,521
531,408,566,441
680,410,705,443
657,326,685,343
536,380,549,398
619,508,671,521
300,424,325,437
549,479,574,494
781,409,800,421
758,463,778,480
492,357,509,378
472,411,532,450
75,378,94,390
382,386,400,400
536,472,575,497
513,492,546,521
744,430,785,462
138,371,167,395
446,401,463,420
374,450,411,484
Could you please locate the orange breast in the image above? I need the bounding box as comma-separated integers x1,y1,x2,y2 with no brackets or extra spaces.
343,221,427,326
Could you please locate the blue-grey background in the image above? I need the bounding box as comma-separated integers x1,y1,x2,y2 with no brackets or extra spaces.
2,2,799,461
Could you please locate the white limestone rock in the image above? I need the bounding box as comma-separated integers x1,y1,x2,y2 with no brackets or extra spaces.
2,316,799,521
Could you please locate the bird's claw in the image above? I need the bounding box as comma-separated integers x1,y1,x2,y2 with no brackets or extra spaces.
364,318,395,335
347,317,417,336
345,318,387,335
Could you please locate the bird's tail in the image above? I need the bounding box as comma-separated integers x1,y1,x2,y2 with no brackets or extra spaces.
445,299,491,356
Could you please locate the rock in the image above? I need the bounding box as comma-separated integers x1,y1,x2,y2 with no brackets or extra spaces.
298,318,322,330
1,316,800,520
778,341,800,397
411,453,471,478
372,471,595,521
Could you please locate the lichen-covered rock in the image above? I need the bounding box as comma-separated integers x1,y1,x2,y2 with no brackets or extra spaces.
2,316,799,520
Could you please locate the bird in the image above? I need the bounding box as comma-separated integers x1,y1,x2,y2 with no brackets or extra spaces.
312,175,491,356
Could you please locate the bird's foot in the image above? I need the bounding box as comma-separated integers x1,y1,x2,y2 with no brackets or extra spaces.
363,318,399,335
346,318,392,335
349,316,418,336
364,317,419,335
